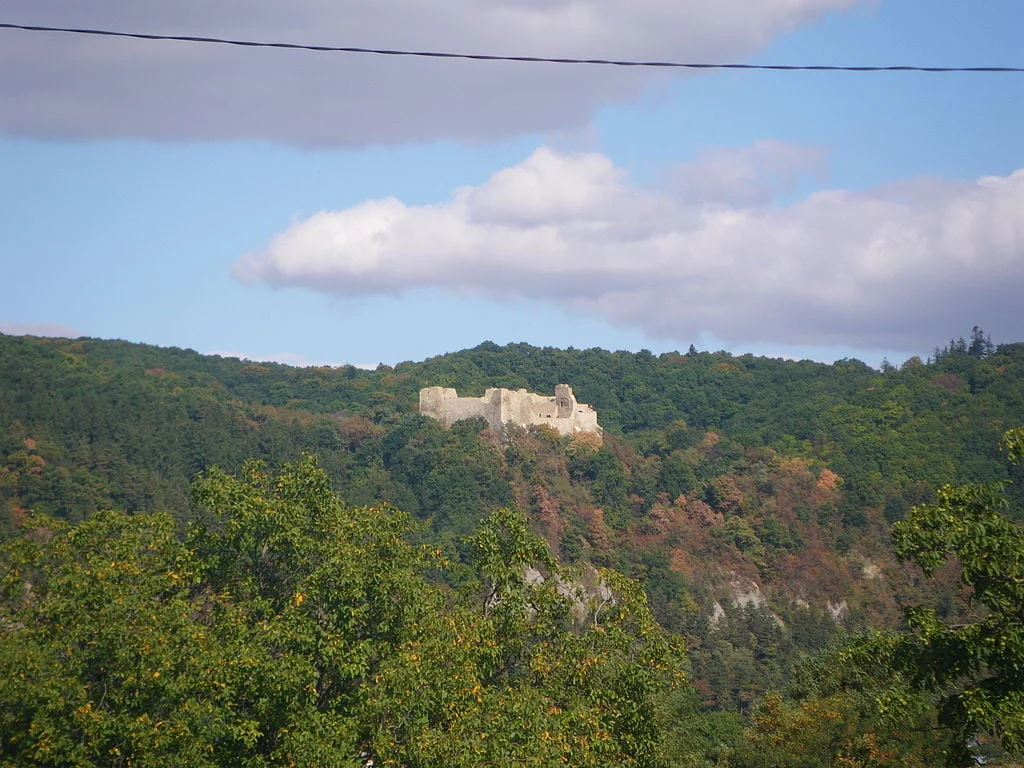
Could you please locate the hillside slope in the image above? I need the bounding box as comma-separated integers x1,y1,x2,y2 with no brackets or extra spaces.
3,331,1023,711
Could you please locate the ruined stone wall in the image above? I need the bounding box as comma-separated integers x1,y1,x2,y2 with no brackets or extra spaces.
419,385,601,437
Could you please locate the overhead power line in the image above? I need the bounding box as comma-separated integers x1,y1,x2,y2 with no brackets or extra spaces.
2,21,1023,73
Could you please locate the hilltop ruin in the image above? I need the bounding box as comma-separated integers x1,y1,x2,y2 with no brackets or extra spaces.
419,384,601,438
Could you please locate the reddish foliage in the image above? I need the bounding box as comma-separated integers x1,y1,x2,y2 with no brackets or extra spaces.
930,372,964,392
336,416,382,450
532,485,565,553
579,506,612,552
687,499,723,527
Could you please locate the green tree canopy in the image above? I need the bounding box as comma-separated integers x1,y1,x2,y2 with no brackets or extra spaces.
0,456,686,767
846,427,1024,766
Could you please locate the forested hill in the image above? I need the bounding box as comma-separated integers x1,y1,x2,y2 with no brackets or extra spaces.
2,331,1024,714
3,332,1022,524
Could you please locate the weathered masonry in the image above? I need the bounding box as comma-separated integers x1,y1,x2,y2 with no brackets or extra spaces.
419,384,602,438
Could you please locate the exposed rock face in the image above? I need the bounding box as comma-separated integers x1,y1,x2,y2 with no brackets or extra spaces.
708,575,784,629
419,384,601,437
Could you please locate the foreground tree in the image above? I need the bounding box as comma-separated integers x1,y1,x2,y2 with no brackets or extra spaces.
0,512,240,766
739,655,949,768
0,456,686,767
846,428,1024,766
0,458,427,766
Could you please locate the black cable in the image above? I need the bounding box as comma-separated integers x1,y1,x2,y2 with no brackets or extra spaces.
2,21,1022,73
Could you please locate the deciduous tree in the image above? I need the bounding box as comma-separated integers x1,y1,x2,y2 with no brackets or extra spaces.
847,427,1024,765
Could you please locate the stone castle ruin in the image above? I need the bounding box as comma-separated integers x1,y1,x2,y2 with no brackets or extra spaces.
419,384,602,438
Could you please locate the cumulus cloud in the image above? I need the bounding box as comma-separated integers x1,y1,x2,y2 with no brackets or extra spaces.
666,140,828,206
2,0,865,145
236,143,1024,350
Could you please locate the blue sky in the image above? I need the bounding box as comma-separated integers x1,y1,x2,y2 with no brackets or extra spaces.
1,1,1021,368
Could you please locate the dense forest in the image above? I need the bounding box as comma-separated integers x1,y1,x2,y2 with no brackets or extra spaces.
2,329,1023,766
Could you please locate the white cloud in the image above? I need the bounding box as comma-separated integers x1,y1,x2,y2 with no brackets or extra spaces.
666,140,828,205
0,322,83,338
236,143,1024,350
1,0,866,145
